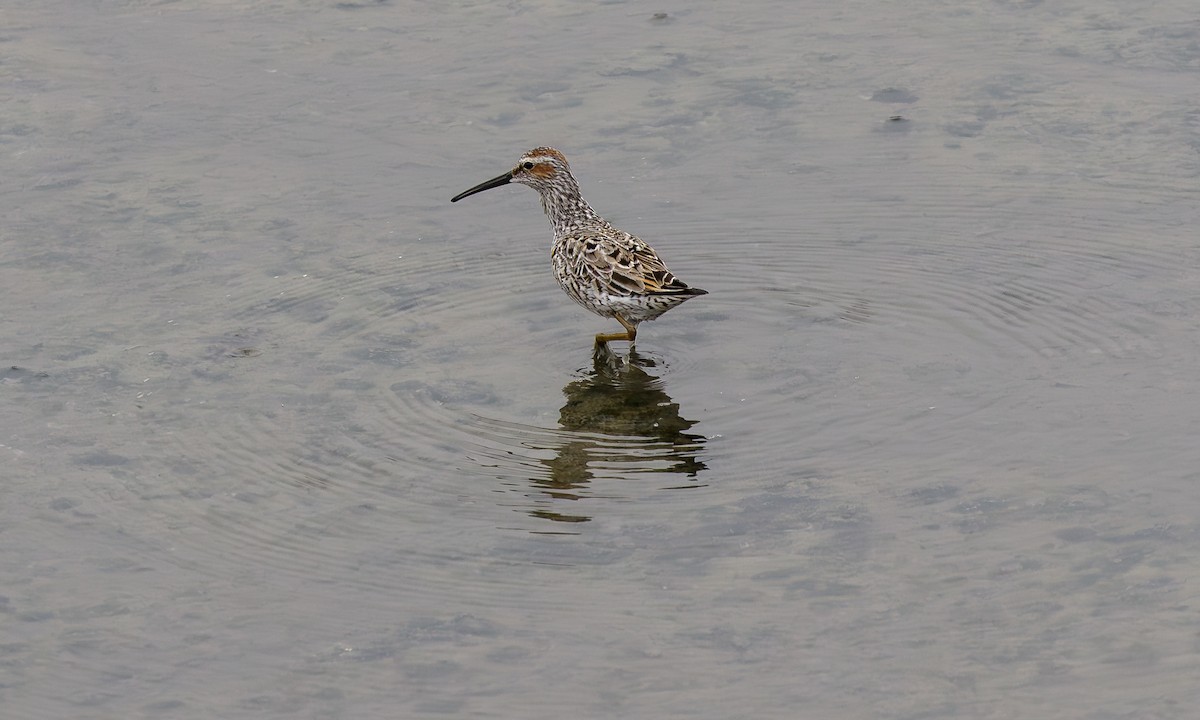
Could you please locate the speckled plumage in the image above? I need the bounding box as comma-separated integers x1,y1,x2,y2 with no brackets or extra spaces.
451,147,707,345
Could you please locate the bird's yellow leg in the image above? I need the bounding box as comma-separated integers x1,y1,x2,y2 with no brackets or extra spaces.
594,331,631,345
618,317,638,341
593,318,637,346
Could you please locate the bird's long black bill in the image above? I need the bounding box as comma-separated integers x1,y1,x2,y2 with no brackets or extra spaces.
450,172,512,202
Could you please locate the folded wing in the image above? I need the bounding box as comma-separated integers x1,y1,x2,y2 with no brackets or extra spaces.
572,229,697,297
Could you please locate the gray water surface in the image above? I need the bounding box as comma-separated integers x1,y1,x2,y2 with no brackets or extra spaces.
3,1,1200,718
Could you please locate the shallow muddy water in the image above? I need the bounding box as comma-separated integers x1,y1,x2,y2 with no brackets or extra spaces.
3,1,1200,718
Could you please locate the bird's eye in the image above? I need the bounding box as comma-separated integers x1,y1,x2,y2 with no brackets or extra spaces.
522,162,534,170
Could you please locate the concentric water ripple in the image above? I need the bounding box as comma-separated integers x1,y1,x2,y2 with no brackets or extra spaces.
633,188,1185,481
145,178,1189,582
141,236,720,586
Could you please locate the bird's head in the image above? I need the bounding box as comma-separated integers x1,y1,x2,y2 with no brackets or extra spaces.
451,147,574,202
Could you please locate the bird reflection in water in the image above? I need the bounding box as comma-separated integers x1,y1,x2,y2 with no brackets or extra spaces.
529,346,707,524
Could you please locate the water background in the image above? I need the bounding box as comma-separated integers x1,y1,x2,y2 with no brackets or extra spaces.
3,1,1200,717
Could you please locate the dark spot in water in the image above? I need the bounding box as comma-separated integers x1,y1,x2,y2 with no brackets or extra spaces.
1,123,36,136
945,120,985,137
2,366,50,383
1055,527,1097,543
75,451,130,467
910,484,960,504
49,497,78,512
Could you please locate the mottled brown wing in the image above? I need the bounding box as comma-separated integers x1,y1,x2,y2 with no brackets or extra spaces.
573,229,690,297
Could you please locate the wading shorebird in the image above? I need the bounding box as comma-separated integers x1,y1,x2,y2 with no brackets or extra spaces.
451,147,707,346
